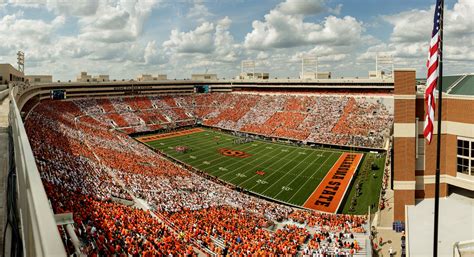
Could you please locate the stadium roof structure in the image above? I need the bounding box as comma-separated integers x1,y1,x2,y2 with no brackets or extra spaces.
441,74,474,96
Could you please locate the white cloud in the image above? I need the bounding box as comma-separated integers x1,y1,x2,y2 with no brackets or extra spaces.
47,0,99,16
5,0,99,16
163,16,237,61
0,12,64,48
144,40,167,65
384,9,431,44
242,0,357,51
93,9,130,30
76,0,160,43
2,0,471,81
328,4,342,15
277,0,325,15
164,22,215,54
186,0,212,22
244,5,362,50
358,0,474,76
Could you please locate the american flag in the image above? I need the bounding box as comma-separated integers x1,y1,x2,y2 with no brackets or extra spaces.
423,0,443,144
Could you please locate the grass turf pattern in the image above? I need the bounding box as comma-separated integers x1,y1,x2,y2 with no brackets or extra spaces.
139,128,384,214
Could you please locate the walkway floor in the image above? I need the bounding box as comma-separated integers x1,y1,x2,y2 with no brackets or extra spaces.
0,94,10,256
407,193,474,257
372,187,403,257
372,150,404,257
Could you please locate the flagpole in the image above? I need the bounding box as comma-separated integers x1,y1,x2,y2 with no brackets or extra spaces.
433,0,444,256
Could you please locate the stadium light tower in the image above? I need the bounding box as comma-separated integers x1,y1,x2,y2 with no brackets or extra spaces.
300,55,318,80
17,50,25,74
241,60,255,79
375,53,394,79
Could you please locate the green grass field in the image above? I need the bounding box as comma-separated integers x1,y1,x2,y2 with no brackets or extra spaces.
340,153,386,214
137,128,384,214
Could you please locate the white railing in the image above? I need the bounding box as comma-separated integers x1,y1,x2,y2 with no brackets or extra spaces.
453,240,474,257
8,86,66,257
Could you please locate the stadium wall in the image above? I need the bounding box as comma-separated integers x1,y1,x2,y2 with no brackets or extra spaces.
8,86,67,256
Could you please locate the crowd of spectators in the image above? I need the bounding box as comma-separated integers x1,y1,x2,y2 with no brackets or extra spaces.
24,94,379,255
61,92,392,149
288,210,366,233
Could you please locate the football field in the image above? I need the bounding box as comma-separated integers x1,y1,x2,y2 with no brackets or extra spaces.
136,128,372,211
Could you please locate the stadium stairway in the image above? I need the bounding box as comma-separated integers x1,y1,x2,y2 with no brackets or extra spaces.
353,234,369,256
0,84,10,256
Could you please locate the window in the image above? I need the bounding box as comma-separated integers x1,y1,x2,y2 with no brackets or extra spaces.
457,138,474,176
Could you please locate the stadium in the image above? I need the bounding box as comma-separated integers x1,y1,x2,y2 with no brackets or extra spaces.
0,1,473,257
2,61,472,256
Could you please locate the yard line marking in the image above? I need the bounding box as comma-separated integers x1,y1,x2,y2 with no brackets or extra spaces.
189,142,260,170
137,127,204,142
286,152,338,203
156,131,246,163
167,131,253,160
149,132,223,152
250,148,313,193
216,143,287,180
144,129,349,207
227,146,300,185
270,150,329,199
183,132,268,167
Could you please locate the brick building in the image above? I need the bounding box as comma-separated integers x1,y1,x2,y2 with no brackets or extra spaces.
393,70,474,221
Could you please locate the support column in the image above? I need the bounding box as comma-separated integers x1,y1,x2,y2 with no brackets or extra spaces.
393,69,417,221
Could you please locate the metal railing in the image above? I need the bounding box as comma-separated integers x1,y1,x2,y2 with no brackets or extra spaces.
8,85,66,257
453,240,474,257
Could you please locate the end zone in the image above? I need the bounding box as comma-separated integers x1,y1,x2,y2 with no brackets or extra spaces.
136,128,204,142
303,152,363,213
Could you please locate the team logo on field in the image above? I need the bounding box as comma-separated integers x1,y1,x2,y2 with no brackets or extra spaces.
256,170,266,176
218,148,252,158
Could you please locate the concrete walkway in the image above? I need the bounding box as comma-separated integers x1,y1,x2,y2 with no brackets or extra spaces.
372,169,404,256
0,89,10,256
372,192,404,257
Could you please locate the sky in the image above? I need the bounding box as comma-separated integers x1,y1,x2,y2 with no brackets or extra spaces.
0,0,472,81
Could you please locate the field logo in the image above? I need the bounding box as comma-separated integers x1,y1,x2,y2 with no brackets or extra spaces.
256,170,266,176
218,148,252,158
